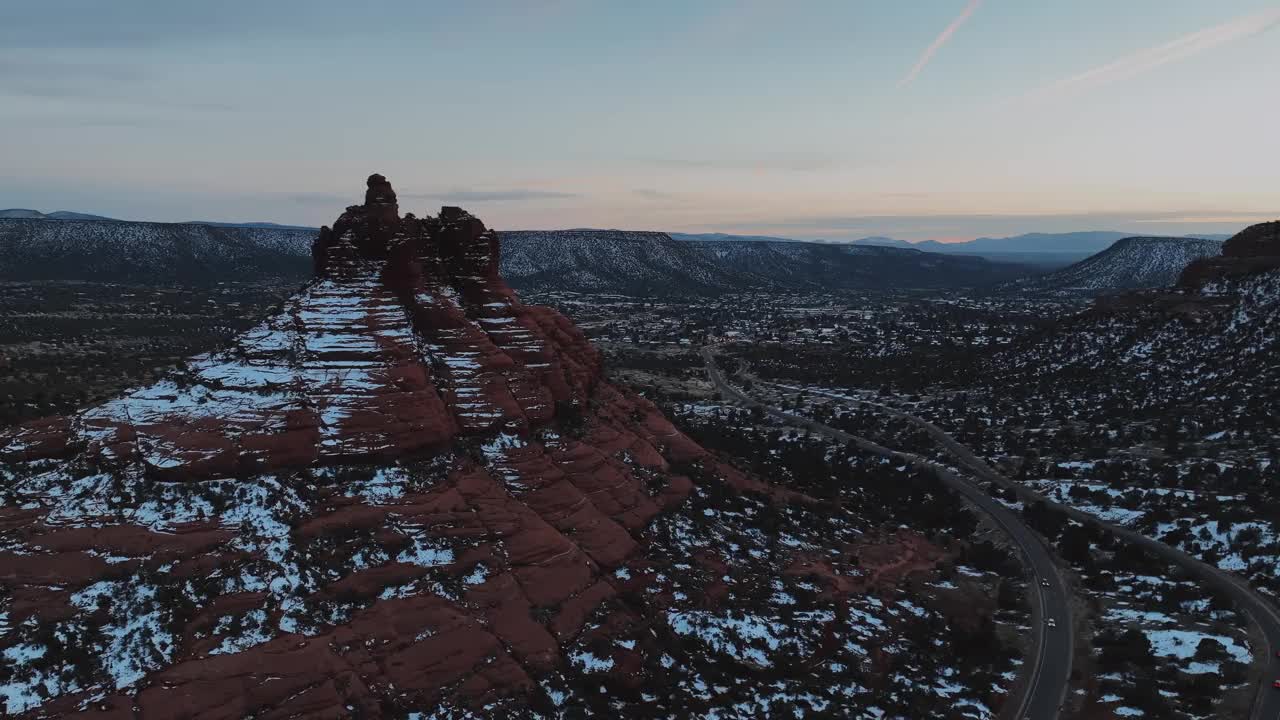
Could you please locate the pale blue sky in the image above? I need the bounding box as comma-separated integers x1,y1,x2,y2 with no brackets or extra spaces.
1,1,1277,240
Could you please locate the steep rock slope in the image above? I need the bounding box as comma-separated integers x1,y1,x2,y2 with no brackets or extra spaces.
995,270,1280,420
0,176,984,718
1003,236,1222,293
0,218,314,284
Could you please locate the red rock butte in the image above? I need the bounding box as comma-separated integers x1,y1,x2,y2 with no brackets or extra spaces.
1,174,833,718
1179,220,1280,288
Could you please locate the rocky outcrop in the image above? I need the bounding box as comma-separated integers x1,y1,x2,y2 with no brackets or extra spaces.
1179,220,1280,288
1222,220,1280,257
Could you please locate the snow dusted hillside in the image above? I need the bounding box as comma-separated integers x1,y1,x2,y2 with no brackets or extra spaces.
500,230,746,295
967,260,1280,600
0,218,316,284
693,240,1028,290
995,269,1280,420
500,231,1029,295
1006,237,1222,293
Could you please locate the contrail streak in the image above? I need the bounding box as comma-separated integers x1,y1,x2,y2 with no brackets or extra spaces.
899,0,983,87
1031,6,1280,98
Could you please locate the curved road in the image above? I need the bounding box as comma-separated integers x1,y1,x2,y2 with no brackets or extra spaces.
783,382,1280,720
700,349,1072,720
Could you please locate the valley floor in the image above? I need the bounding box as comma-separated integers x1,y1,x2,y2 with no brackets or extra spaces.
552,285,1280,720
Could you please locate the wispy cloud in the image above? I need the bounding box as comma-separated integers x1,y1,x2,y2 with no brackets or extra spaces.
0,114,157,129
0,55,237,111
0,4,280,50
1030,7,1280,99
407,189,580,203
899,0,982,87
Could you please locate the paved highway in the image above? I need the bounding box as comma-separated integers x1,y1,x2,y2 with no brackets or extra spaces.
784,382,1280,720
700,349,1072,720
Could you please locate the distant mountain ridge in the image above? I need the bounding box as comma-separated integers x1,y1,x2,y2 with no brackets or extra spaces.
6,208,1233,253
0,217,315,284
689,239,1028,290
0,207,317,230
853,231,1230,253
1,218,1034,293
852,231,1136,255
667,231,816,244
1003,236,1223,293
0,209,119,221
19,212,1223,294
500,230,735,295
184,220,321,231
674,231,1155,270
672,230,1146,253
501,230,1029,295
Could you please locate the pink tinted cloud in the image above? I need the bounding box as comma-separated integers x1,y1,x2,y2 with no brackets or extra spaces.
899,0,983,87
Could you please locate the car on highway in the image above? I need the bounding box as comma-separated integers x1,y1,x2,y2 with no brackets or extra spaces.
1040,578,1050,587
1045,618,1057,628
1273,679,1280,689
